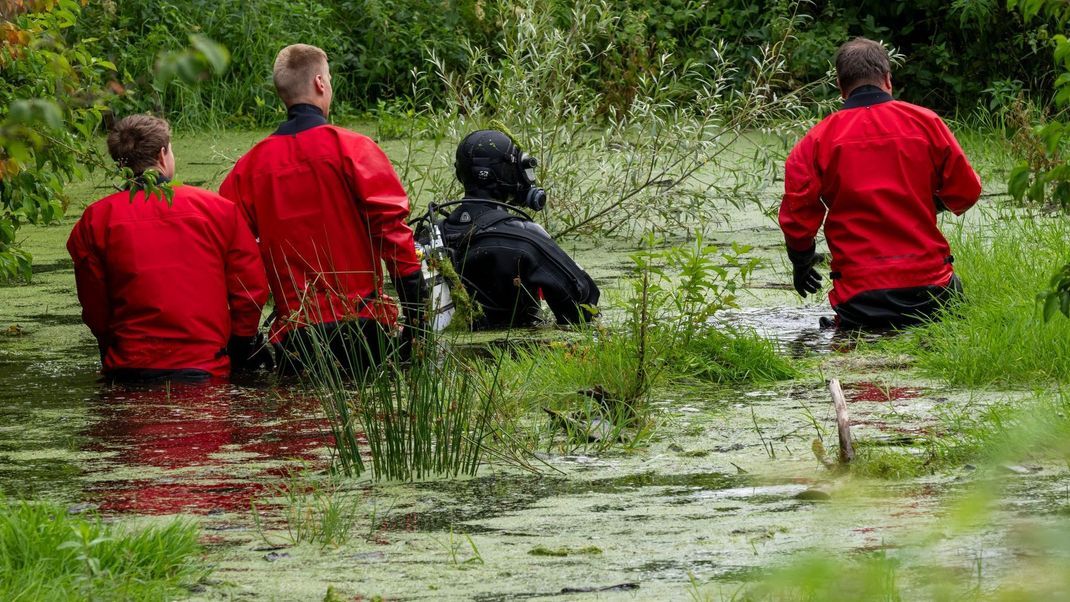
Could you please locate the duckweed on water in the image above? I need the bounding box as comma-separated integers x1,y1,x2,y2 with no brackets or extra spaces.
528,544,603,557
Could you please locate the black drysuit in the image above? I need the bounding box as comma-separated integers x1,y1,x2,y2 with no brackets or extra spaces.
436,200,599,329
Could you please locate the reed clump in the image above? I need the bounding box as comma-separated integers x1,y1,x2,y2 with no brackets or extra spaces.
296,324,497,481
251,466,368,548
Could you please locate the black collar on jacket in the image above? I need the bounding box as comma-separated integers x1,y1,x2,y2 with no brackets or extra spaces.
274,103,328,136
842,84,894,110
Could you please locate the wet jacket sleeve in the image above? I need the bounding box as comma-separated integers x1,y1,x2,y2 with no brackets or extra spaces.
66,214,111,348
520,224,600,325
530,267,600,325
223,204,269,337
930,118,982,215
343,136,421,280
219,167,259,238
779,133,826,252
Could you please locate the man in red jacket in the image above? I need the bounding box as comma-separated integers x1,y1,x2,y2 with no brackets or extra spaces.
68,115,270,382
219,44,425,375
780,38,982,329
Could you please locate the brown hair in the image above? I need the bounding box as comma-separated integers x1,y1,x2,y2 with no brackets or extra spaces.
273,44,329,105
835,37,891,93
107,114,171,174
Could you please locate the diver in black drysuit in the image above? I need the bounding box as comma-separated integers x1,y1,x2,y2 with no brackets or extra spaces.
429,130,599,329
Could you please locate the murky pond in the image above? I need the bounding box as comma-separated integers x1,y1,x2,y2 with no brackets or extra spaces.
1,131,1068,600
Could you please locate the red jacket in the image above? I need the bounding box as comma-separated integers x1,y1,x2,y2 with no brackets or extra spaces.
67,185,268,378
779,87,982,306
219,105,421,341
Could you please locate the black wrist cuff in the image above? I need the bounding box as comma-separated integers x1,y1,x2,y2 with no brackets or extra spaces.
394,271,426,305
786,244,817,267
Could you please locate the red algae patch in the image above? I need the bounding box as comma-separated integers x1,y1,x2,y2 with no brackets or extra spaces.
846,382,923,403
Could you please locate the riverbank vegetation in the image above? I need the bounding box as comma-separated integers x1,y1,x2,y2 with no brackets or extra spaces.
0,499,206,601
72,0,1062,126
876,214,1070,387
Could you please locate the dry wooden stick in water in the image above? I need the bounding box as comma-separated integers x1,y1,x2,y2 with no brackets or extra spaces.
828,379,855,464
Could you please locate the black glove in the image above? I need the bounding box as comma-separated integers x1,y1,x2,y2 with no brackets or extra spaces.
787,244,824,298
228,332,275,374
394,271,429,331
934,196,948,214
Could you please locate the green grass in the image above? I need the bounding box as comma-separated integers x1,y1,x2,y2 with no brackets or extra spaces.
251,466,366,548
674,327,798,384
0,499,205,601
882,213,1070,386
486,331,658,454
487,323,796,454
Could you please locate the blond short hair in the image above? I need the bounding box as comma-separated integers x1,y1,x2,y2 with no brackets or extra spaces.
107,114,171,174
273,44,329,105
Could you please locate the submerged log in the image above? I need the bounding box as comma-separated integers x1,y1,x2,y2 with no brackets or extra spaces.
828,379,855,464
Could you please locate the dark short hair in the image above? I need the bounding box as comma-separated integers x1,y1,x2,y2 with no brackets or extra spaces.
835,37,891,93
107,114,171,174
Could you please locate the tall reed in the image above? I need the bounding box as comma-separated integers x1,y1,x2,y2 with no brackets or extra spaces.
291,320,497,481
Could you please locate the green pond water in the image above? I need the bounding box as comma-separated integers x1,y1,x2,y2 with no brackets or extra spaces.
1,128,1067,600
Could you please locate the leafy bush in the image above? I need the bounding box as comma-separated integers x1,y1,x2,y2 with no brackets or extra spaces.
77,0,343,128
488,236,793,454
0,1,114,282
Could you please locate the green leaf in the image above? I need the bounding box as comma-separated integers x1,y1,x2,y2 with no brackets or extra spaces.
1056,84,1070,107
1041,122,1065,155
190,35,231,75
1008,163,1032,201
1043,292,1060,322
1055,35,1070,65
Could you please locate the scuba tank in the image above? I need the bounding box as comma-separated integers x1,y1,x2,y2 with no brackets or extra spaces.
409,199,533,331
415,218,455,332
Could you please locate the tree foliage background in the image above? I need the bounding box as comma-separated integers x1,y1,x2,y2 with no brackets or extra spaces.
74,0,1061,126
0,0,225,281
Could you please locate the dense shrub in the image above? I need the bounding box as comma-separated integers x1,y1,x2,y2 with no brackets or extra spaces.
77,0,344,128
70,0,1063,128
0,1,114,281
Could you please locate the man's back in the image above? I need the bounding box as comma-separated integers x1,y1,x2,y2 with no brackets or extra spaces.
439,201,599,328
67,185,265,377
781,91,981,306
221,121,419,338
